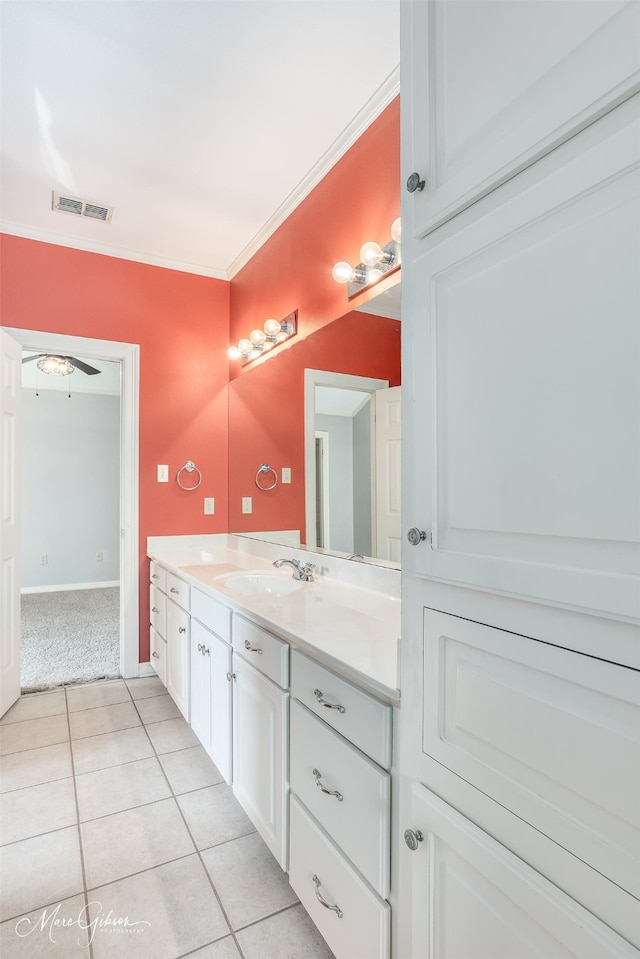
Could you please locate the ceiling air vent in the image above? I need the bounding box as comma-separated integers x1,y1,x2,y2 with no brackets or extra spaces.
52,192,114,223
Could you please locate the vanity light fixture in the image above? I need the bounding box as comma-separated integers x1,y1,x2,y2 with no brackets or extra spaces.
228,311,297,363
332,217,401,298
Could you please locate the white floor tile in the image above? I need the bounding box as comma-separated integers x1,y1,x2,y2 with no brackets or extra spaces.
188,937,242,959
0,690,66,725
0,894,90,958
0,714,69,757
0,777,77,845
144,716,199,754
125,676,166,700
201,831,297,930
66,679,131,712
81,797,194,888
159,745,224,795
0,742,72,794
88,855,229,959
134,693,181,724
177,784,255,851
71,725,154,775
235,904,335,959
68,701,140,740
0,827,83,923
76,756,171,822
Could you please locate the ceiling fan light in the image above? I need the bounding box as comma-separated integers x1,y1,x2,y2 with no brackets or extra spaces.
37,355,75,376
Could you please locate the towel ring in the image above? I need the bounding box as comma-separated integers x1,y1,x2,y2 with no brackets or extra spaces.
177,460,202,491
255,463,277,491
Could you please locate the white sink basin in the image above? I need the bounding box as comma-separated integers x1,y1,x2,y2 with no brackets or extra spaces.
215,570,304,596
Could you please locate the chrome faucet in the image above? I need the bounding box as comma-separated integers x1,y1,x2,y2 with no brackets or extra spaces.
273,558,316,582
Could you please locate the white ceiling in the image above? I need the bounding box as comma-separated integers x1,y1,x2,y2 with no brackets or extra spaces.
0,1,400,280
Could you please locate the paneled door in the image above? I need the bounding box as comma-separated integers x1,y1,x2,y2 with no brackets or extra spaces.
405,95,640,623
0,329,21,717
374,386,402,563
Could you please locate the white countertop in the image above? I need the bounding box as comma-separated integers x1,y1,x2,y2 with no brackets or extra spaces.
148,542,400,704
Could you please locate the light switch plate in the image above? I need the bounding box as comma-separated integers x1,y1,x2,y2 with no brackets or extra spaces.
204,497,215,515
282,467,291,484
242,497,252,514
157,464,169,483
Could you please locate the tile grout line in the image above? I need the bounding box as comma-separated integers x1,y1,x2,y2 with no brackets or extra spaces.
64,685,95,959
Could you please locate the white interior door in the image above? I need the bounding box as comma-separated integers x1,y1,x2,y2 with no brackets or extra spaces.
1,330,22,716
374,386,402,562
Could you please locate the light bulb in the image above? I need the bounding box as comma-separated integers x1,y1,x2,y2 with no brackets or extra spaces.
360,241,383,267
227,346,242,360
37,355,74,376
250,329,266,346
391,217,401,243
238,338,252,355
264,318,281,336
332,261,355,284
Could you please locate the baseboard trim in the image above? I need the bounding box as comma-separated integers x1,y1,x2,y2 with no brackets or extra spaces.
21,581,120,594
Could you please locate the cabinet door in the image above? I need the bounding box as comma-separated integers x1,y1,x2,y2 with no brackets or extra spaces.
403,95,640,622
403,782,638,959
190,620,212,749
209,627,233,784
402,0,640,240
232,656,288,869
166,599,190,721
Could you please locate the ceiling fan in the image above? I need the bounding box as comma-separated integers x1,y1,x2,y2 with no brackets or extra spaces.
22,354,101,376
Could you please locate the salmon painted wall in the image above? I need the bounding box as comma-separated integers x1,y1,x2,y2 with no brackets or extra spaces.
228,310,400,538
229,97,400,361
0,234,229,662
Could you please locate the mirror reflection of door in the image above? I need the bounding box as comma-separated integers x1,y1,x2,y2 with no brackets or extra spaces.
305,369,401,560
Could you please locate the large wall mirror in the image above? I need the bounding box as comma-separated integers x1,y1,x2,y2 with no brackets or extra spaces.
227,280,401,567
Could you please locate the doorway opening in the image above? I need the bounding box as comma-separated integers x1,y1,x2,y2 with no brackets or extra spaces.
2,328,140,697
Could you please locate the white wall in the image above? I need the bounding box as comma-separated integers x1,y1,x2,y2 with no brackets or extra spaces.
316,413,353,553
21,388,120,588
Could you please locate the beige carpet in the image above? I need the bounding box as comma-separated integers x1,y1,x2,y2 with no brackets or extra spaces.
20,587,120,692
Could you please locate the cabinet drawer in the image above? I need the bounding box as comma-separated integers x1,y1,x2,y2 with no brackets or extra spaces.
191,587,231,640
291,651,392,769
290,700,390,898
149,561,166,592
166,572,190,611
149,584,166,637
232,614,289,689
150,625,167,686
423,608,640,898
289,796,390,959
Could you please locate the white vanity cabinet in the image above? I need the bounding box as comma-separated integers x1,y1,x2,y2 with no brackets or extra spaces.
289,651,392,959
231,615,289,870
165,572,190,721
189,589,233,783
149,562,167,685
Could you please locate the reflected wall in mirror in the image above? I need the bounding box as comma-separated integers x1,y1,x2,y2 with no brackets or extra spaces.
228,297,400,565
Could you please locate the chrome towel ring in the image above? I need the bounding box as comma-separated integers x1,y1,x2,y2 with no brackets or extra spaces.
177,460,202,491
255,463,277,491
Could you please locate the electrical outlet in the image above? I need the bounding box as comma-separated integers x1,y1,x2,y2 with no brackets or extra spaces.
242,496,253,514
157,464,169,483
96,551,103,562
282,467,291,484
204,497,215,515
40,554,48,565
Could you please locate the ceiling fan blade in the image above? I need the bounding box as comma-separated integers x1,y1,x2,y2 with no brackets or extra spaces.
68,357,101,375
21,354,46,364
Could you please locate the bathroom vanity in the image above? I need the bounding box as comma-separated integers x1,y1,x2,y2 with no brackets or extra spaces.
147,533,400,959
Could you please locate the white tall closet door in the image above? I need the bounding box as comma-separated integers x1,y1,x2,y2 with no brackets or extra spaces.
404,0,640,240
406,784,640,959
0,329,22,717
406,95,640,623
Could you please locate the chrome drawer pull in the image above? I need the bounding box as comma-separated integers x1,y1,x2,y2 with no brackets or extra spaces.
313,768,343,801
151,607,159,614
313,689,345,714
312,875,343,918
244,639,262,655
170,587,180,594
152,651,159,659
197,643,203,653
202,646,210,656
178,626,186,634
226,671,236,681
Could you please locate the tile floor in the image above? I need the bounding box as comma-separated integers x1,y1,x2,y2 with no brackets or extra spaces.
0,677,334,959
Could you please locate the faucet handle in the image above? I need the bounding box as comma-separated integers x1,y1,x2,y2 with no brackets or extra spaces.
301,562,316,581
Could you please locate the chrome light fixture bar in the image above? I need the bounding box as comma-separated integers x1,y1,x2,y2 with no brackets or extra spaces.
332,218,401,298
228,311,297,364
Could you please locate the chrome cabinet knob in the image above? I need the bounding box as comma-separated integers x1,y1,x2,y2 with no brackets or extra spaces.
152,651,159,659
407,527,427,546
406,171,425,193
404,828,424,851
226,671,236,682
170,587,179,593
178,626,186,634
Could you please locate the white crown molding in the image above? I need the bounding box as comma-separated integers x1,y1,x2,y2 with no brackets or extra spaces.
0,222,228,280
226,66,400,279
1,67,399,284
